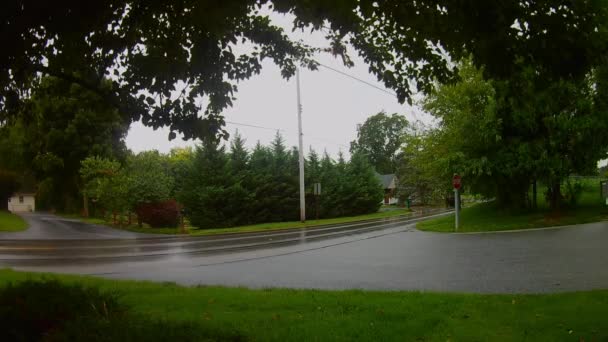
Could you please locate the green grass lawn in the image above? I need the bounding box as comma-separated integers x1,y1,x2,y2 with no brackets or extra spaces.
187,209,412,236
57,213,107,225
64,209,412,236
1,269,607,341
419,178,608,233
418,202,608,233
0,211,28,232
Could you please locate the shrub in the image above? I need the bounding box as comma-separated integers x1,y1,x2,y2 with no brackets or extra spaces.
0,279,246,342
563,179,584,206
135,199,180,228
0,279,125,341
52,316,246,342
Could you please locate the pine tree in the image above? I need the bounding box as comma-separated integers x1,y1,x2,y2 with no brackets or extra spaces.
225,131,252,224
318,151,341,217
229,130,249,175
180,141,235,228
248,141,275,223
342,152,384,216
306,147,321,184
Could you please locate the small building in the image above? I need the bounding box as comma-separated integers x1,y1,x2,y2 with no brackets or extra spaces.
7,192,36,213
376,173,398,205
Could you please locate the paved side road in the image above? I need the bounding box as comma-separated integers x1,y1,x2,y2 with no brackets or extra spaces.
0,213,160,239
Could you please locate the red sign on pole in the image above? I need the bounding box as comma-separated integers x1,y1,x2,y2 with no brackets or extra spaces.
452,174,462,190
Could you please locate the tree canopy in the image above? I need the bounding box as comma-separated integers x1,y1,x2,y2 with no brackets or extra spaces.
404,59,608,209
350,112,408,174
2,76,129,211
3,1,606,141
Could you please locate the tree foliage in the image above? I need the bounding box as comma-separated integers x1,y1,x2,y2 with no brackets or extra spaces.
0,170,19,210
3,1,605,141
405,60,608,209
0,78,128,211
80,156,128,216
179,132,383,229
81,152,175,224
350,112,408,174
1,1,318,141
125,151,174,207
8,77,129,211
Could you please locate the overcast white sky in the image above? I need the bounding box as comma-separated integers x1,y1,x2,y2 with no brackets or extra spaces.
126,12,431,158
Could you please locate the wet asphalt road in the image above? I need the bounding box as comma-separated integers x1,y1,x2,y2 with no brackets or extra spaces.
1,212,608,293
0,213,161,240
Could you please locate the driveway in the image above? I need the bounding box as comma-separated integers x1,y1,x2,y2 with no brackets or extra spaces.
0,212,161,239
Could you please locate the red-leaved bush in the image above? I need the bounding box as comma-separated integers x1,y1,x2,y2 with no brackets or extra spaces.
135,200,180,228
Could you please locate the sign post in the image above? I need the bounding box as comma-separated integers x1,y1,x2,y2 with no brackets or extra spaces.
452,174,462,231
601,181,608,206
313,183,321,220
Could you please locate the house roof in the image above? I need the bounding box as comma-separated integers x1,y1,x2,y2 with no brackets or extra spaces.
375,173,396,189
10,192,36,196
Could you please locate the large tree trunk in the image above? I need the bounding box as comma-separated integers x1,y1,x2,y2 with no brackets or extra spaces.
532,180,537,210
549,182,561,211
83,193,89,218
497,186,528,209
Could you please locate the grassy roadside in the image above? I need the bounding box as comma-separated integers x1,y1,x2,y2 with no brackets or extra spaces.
1,269,607,341
417,202,608,233
0,211,28,232
419,179,608,233
57,213,107,225
187,209,412,236
63,209,412,236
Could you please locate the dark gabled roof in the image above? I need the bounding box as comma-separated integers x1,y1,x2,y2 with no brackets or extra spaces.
11,192,36,196
375,173,396,189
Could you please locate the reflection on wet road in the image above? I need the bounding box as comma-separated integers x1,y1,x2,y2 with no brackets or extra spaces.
0,210,448,264
2,210,608,294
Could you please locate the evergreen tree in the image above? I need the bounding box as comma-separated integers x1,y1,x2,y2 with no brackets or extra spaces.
341,152,384,216
180,141,234,229
226,131,252,224
248,141,275,223
229,131,249,176
306,148,321,184
268,133,298,221
178,135,385,229
318,152,341,217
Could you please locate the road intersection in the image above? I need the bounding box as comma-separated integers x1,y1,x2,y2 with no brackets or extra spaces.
1,212,607,293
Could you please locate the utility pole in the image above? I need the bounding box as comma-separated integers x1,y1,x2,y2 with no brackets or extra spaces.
454,188,460,231
452,174,461,231
296,68,306,222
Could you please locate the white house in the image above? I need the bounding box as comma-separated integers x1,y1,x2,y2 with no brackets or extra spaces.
7,193,36,213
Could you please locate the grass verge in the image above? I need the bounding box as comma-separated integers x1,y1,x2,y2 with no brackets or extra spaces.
63,209,412,236
187,209,412,236
0,211,28,232
1,269,607,341
419,179,608,233
417,202,608,233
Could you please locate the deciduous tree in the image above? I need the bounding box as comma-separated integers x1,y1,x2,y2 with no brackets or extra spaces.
350,112,408,174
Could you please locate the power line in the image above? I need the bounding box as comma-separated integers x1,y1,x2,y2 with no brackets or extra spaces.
316,62,398,98
225,121,285,132
225,120,349,150
315,62,422,123
226,62,425,150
